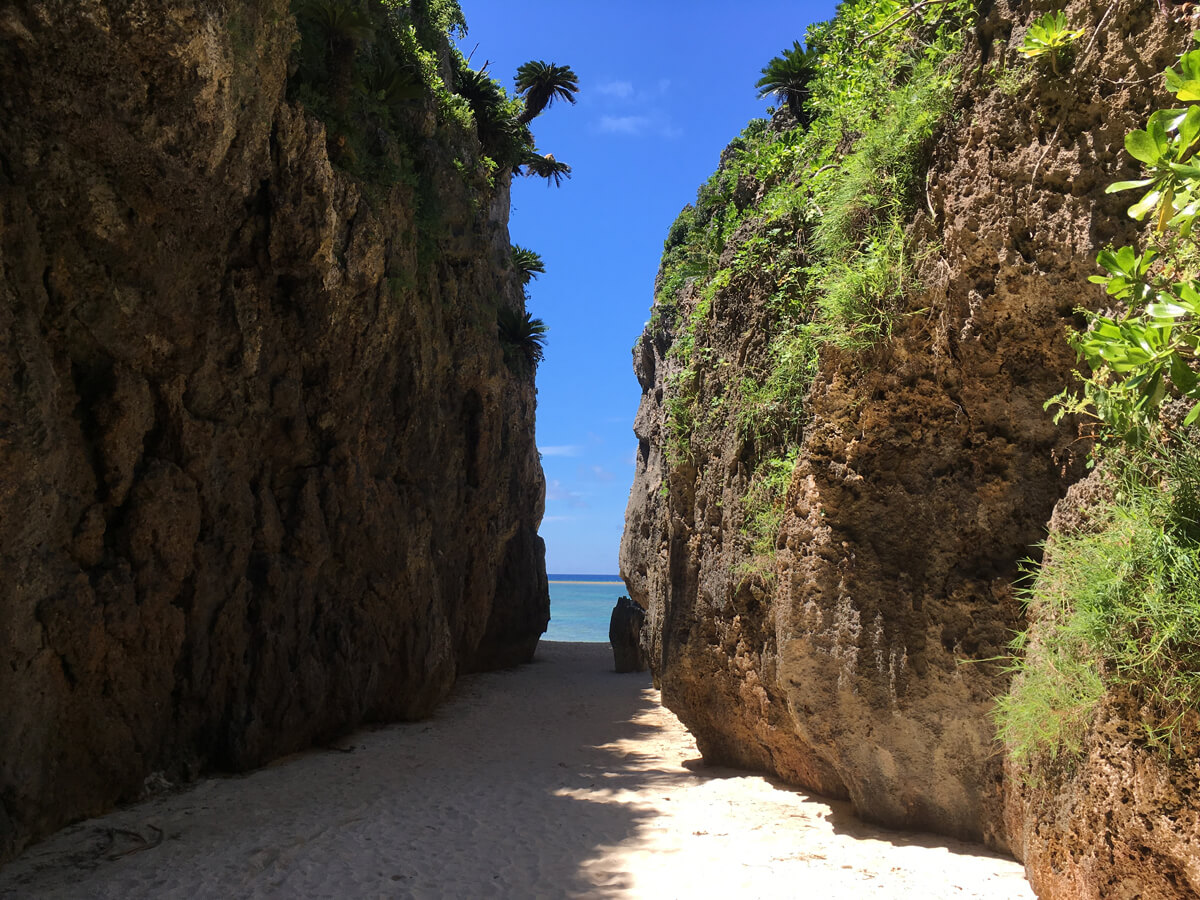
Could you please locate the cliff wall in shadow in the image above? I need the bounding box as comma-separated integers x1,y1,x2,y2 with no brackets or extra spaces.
0,0,548,861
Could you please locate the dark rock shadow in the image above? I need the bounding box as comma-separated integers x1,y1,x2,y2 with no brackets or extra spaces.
0,642,1020,898
0,643,696,898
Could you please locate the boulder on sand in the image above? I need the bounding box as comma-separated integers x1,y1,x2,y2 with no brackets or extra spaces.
609,596,647,673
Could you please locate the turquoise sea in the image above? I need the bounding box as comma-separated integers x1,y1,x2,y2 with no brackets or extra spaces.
544,574,625,642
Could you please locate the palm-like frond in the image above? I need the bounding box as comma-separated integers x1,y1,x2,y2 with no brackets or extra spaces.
511,245,545,285
454,66,532,164
521,151,571,187
514,60,579,123
295,0,374,45
755,41,819,125
455,67,504,108
498,307,548,369
361,53,423,107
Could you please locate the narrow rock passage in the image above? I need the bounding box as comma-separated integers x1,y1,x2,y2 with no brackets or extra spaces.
0,643,1032,899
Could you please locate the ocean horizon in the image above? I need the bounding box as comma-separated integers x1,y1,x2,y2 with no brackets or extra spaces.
544,574,625,642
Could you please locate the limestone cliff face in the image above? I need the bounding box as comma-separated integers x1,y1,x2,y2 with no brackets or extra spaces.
1003,469,1200,898
622,0,1183,859
0,0,547,862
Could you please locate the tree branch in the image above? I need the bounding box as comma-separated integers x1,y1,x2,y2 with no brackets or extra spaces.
856,0,959,49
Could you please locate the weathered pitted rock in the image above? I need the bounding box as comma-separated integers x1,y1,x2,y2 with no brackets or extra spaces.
609,596,647,673
621,0,1185,852
1003,470,1200,899
0,0,547,862
1006,689,1200,899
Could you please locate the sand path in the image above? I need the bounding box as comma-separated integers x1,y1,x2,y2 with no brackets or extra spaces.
0,642,1033,899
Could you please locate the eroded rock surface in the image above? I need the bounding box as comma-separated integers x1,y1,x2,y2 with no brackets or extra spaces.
609,596,647,673
0,0,547,862
1003,470,1200,899
622,0,1185,855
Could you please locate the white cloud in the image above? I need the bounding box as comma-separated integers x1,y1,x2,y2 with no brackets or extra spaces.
542,515,575,523
596,80,635,99
598,115,651,135
540,445,583,457
579,464,615,482
594,114,681,140
547,479,588,508
589,77,680,140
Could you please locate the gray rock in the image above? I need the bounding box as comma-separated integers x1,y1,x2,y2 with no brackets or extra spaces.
609,596,647,673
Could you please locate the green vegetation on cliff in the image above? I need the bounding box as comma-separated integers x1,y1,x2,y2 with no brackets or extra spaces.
1000,38,1200,762
287,0,569,375
288,0,577,193
1000,448,1200,761
653,0,972,571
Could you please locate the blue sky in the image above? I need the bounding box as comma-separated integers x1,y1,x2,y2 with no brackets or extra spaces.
456,0,838,574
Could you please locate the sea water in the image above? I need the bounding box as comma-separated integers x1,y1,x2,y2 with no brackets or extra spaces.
544,574,626,642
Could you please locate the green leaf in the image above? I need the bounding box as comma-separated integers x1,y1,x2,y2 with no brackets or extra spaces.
1169,162,1200,180
1092,321,1126,340
1184,402,1200,425
1107,178,1154,193
1170,353,1198,392
1178,105,1200,146
1096,247,1122,273
1169,199,1200,236
1129,189,1163,221
1166,50,1200,98
1162,108,1193,135
1176,280,1200,306
1148,111,1172,154
1147,300,1194,320
1125,129,1162,165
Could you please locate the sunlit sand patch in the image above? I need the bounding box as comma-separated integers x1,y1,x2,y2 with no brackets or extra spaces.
0,642,1032,899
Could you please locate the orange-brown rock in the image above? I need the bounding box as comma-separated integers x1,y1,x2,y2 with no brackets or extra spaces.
1004,470,1200,898
0,0,547,863
622,0,1185,860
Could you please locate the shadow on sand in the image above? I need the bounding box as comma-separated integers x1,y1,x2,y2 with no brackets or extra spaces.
0,641,1022,898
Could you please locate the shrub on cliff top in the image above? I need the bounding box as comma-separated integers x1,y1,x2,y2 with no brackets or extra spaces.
289,0,436,182
756,41,820,126
288,0,575,194
653,0,971,523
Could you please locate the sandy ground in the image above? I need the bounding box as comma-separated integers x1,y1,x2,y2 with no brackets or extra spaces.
0,642,1034,899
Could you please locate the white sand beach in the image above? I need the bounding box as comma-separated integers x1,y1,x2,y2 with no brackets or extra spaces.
0,642,1033,899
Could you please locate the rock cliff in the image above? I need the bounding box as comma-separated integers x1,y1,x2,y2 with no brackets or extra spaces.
0,0,548,862
1003,467,1200,899
622,0,1189,876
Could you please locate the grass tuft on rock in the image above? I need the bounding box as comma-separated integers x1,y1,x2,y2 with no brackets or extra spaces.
998,445,1200,763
